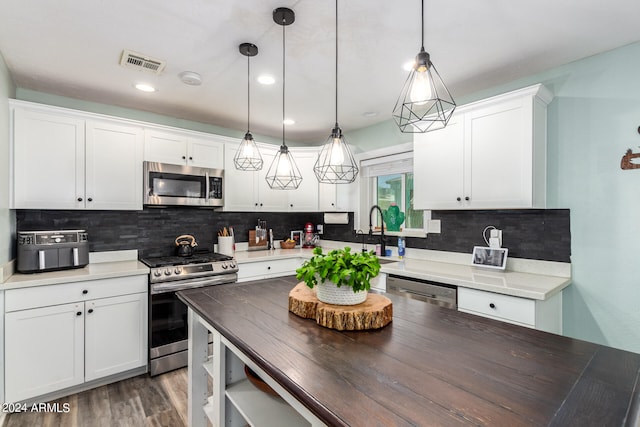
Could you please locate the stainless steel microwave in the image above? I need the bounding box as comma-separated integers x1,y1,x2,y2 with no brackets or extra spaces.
144,162,224,208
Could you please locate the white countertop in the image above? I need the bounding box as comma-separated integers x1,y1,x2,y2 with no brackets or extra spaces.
232,245,571,301
380,258,570,300
233,248,314,263
1,246,571,300
1,251,149,290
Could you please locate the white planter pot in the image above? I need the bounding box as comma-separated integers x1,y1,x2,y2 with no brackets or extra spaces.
316,281,367,305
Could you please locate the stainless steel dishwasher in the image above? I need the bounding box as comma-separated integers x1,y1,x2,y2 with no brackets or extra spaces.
386,275,457,309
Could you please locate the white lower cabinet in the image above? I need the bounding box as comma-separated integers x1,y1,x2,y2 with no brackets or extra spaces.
0,290,3,404
370,272,387,292
237,258,302,282
84,293,147,381
5,302,85,401
4,276,147,402
457,287,562,334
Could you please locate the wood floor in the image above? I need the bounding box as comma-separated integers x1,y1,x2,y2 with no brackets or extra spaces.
1,368,192,427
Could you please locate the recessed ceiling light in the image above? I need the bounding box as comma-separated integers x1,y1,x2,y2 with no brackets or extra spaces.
402,60,415,71
257,75,276,85
363,111,378,117
283,118,295,125
134,83,156,93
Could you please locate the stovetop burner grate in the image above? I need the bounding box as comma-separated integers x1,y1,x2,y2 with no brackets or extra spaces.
140,252,233,268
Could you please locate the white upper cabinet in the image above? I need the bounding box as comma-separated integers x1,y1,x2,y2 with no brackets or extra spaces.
223,142,261,211
11,101,144,210
413,84,552,210
144,128,224,169
85,119,143,210
285,148,318,212
12,106,85,209
223,143,319,212
255,145,290,211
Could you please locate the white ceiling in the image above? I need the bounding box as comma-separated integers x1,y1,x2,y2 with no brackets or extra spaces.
1,0,639,144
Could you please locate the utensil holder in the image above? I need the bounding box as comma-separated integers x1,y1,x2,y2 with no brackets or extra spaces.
218,236,234,256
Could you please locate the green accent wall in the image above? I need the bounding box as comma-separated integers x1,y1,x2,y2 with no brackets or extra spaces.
543,42,640,353
347,117,412,152
0,52,16,264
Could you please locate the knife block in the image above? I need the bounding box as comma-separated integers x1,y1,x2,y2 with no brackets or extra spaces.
248,230,268,251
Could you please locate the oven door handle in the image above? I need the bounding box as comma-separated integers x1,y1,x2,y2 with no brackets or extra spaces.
150,274,237,294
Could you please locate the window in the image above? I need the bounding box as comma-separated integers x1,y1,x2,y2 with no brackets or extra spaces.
374,173,423,230
359,147,426,235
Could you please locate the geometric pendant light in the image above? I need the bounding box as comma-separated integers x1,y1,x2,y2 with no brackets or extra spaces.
392,0,456,133
265,7,303,190
314,0,359,184
234,42,264,171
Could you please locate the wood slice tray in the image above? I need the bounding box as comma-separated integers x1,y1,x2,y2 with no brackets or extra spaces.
288,282,392,331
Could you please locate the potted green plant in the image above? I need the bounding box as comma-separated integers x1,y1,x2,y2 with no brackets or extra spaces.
296,247,381,305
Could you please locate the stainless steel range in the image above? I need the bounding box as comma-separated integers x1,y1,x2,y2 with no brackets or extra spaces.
140,252,238,376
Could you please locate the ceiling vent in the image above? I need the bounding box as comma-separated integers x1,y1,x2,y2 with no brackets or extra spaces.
119,49,166,74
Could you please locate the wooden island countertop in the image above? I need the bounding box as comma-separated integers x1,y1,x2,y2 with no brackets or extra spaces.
178,276,640,426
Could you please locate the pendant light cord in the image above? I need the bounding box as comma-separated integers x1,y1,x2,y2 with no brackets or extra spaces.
335,0,338,125
421,0,425,48
282,18,286,147
247,53,251,132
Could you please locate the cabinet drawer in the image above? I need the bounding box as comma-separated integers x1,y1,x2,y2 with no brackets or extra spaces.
6,275,147,312
237,258,301,281
458,287,535,326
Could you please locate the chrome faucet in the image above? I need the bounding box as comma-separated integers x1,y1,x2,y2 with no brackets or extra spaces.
368,205,386,256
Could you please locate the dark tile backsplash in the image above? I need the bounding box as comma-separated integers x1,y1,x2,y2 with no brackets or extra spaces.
16,208,570,262
328,209,571,263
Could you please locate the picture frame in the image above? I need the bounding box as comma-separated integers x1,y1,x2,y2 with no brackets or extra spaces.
290,230,303,247
471,246,508,270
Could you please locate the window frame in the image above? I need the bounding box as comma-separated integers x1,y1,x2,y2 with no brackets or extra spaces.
356,143,430,238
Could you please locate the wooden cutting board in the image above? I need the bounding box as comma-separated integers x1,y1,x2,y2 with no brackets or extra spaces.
288,282,392,331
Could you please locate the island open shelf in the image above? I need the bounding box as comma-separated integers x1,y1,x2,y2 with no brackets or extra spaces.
187,309,322,427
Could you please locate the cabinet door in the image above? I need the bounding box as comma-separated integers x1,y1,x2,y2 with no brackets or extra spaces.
12,107,85,209
187,137,224,169
413,116,465,209
223,143,259,211
85,293,147,381
287,149,318,211
257,146,289,211
320,182,356,211
466,98,533,208
85,120,144,210
0,290,4,404
144,129,189,165
5,302,84,402
319,183,338,211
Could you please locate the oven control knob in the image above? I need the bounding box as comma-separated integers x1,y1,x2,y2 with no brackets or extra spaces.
153,270,162,277
230,261,237,268
164,268,171,276
174,267,182,275
221,262,228,269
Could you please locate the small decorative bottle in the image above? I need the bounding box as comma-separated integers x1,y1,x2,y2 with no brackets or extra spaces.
398,237,405,259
